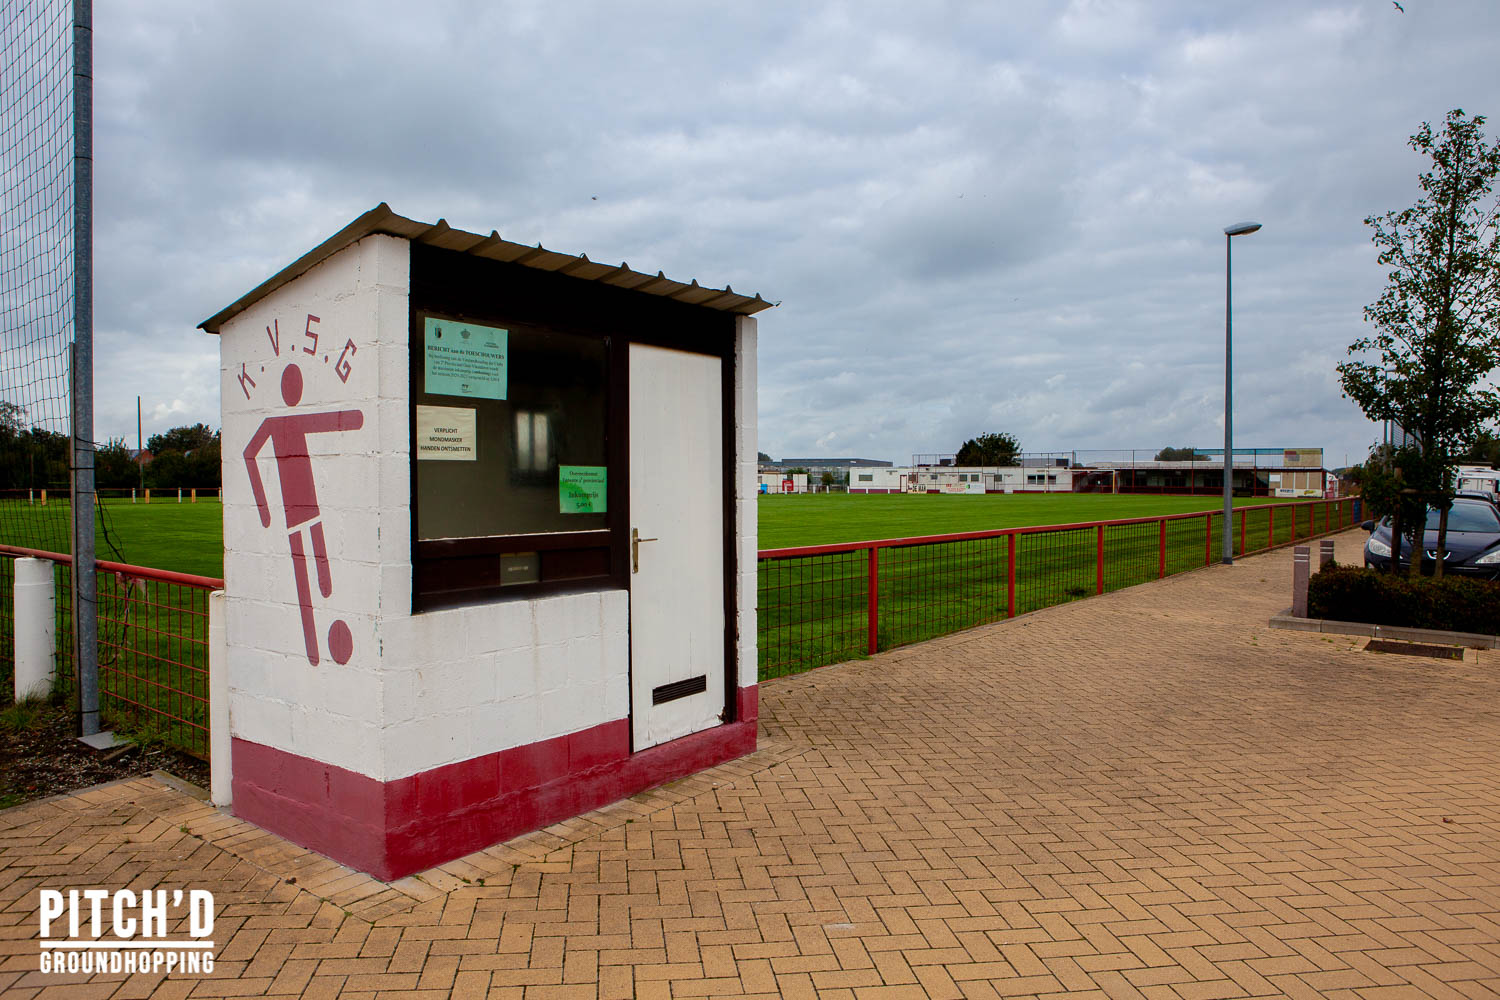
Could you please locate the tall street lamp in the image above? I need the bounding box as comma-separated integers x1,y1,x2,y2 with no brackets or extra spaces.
1222,221,1261,564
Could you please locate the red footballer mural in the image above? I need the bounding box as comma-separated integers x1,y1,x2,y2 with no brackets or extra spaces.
243,361,364,666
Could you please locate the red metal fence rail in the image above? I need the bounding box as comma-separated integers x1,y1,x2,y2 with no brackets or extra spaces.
0,544,222,758
1,497,1356,750
758,497,1357,680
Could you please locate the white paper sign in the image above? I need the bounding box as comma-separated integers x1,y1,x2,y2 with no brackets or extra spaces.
416,405,477,461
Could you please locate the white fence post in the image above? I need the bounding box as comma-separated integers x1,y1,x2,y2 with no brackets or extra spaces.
13,558,56,701
209,590,231,806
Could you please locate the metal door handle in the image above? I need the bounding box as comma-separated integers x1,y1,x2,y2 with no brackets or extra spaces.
632,527,658,573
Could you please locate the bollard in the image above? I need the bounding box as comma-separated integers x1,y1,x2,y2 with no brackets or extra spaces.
1318,539,1334,570
13,558,56,701
1292,545,1310,618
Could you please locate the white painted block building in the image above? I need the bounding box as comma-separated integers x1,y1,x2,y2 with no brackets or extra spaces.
201,205,770,879
756,472,808,493
847,465,1074,494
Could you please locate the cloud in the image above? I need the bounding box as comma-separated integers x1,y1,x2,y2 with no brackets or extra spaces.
40,0,1499,473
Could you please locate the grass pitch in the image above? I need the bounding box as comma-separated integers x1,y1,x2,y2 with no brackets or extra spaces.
0,498,224,578
0,492,1312,576
0,489,1350,744
758,491,1304,549
758,493,1350,680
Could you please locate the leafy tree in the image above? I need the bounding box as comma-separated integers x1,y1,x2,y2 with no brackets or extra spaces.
95,438,140,489
1337,109,1500,579
1461,428,1500,467
0,401,25,436
1154,446,1207,461
144,450,188,490
757,451,771,463
189,436,222,488
146,423,215,456
955,432,1020,467
0,427,69,490
1359,444,1431,573
142,423,221,489
820,471,835,486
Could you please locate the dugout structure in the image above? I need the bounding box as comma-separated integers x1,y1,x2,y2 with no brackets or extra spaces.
200,204,770,879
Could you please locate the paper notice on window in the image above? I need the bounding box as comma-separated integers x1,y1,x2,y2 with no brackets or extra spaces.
559,465,607,513
424,318,508,399
416,405,477,461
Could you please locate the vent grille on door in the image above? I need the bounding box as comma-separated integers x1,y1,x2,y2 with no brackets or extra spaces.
652,674,707,705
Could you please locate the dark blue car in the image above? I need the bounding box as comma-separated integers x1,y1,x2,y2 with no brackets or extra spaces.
1362,496,1500,579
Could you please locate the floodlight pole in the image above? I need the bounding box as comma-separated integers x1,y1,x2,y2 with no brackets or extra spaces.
1222,221,1260,565
72,0,99,736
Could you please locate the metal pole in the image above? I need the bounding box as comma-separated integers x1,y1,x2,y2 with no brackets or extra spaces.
137,395,143,491
1222,233,1233,564
71,0,99,737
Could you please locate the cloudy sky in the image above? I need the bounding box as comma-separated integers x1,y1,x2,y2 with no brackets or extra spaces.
85,0,1500,469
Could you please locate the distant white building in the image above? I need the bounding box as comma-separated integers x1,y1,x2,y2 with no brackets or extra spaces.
757,472,809,494
847,464,1071,494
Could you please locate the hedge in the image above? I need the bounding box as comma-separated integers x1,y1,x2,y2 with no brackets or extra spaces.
1308,563,1500,635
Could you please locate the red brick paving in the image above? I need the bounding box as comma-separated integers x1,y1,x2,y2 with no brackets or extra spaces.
2,530,1498,998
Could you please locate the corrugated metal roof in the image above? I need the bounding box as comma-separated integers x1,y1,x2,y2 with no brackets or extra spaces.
199,202,775,333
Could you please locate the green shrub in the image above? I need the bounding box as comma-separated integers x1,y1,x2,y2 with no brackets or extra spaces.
1308,564,1500,635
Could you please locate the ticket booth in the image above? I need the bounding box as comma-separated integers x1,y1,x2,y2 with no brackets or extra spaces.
200,205,768,880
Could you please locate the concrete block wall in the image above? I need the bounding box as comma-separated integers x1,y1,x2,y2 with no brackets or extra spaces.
220,234,639,784
214,227,757,877
734,317,758,696
219,234,406,779
378,590,629,780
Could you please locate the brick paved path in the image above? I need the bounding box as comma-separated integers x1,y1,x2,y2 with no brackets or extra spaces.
4,530,1500,998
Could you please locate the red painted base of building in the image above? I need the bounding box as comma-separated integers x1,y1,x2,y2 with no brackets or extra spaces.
232,686,759,881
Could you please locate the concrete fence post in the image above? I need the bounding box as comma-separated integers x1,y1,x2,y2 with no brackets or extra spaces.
209,590,231,806
1292,545,1310,619
1318,539,1334,570
13,558,56,701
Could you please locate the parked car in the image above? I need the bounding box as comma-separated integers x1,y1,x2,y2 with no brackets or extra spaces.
1361,496,1500,578
1455,488,1500,511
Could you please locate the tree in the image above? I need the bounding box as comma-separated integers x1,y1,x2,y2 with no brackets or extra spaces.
0,401,24,436
146,423,215,456
1461,428,1500,467
955,432,1020,467
1359,444,1431,573
142,423,221,489
757,451,771,463
1154,446,1207,461
820,471,835,486
1337,109,1500,579
95,438,139,489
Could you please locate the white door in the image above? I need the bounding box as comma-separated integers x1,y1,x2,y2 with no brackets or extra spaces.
629,343,725,750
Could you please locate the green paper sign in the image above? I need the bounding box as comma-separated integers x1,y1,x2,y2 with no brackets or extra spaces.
559,465,607,514
424,318,508,399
